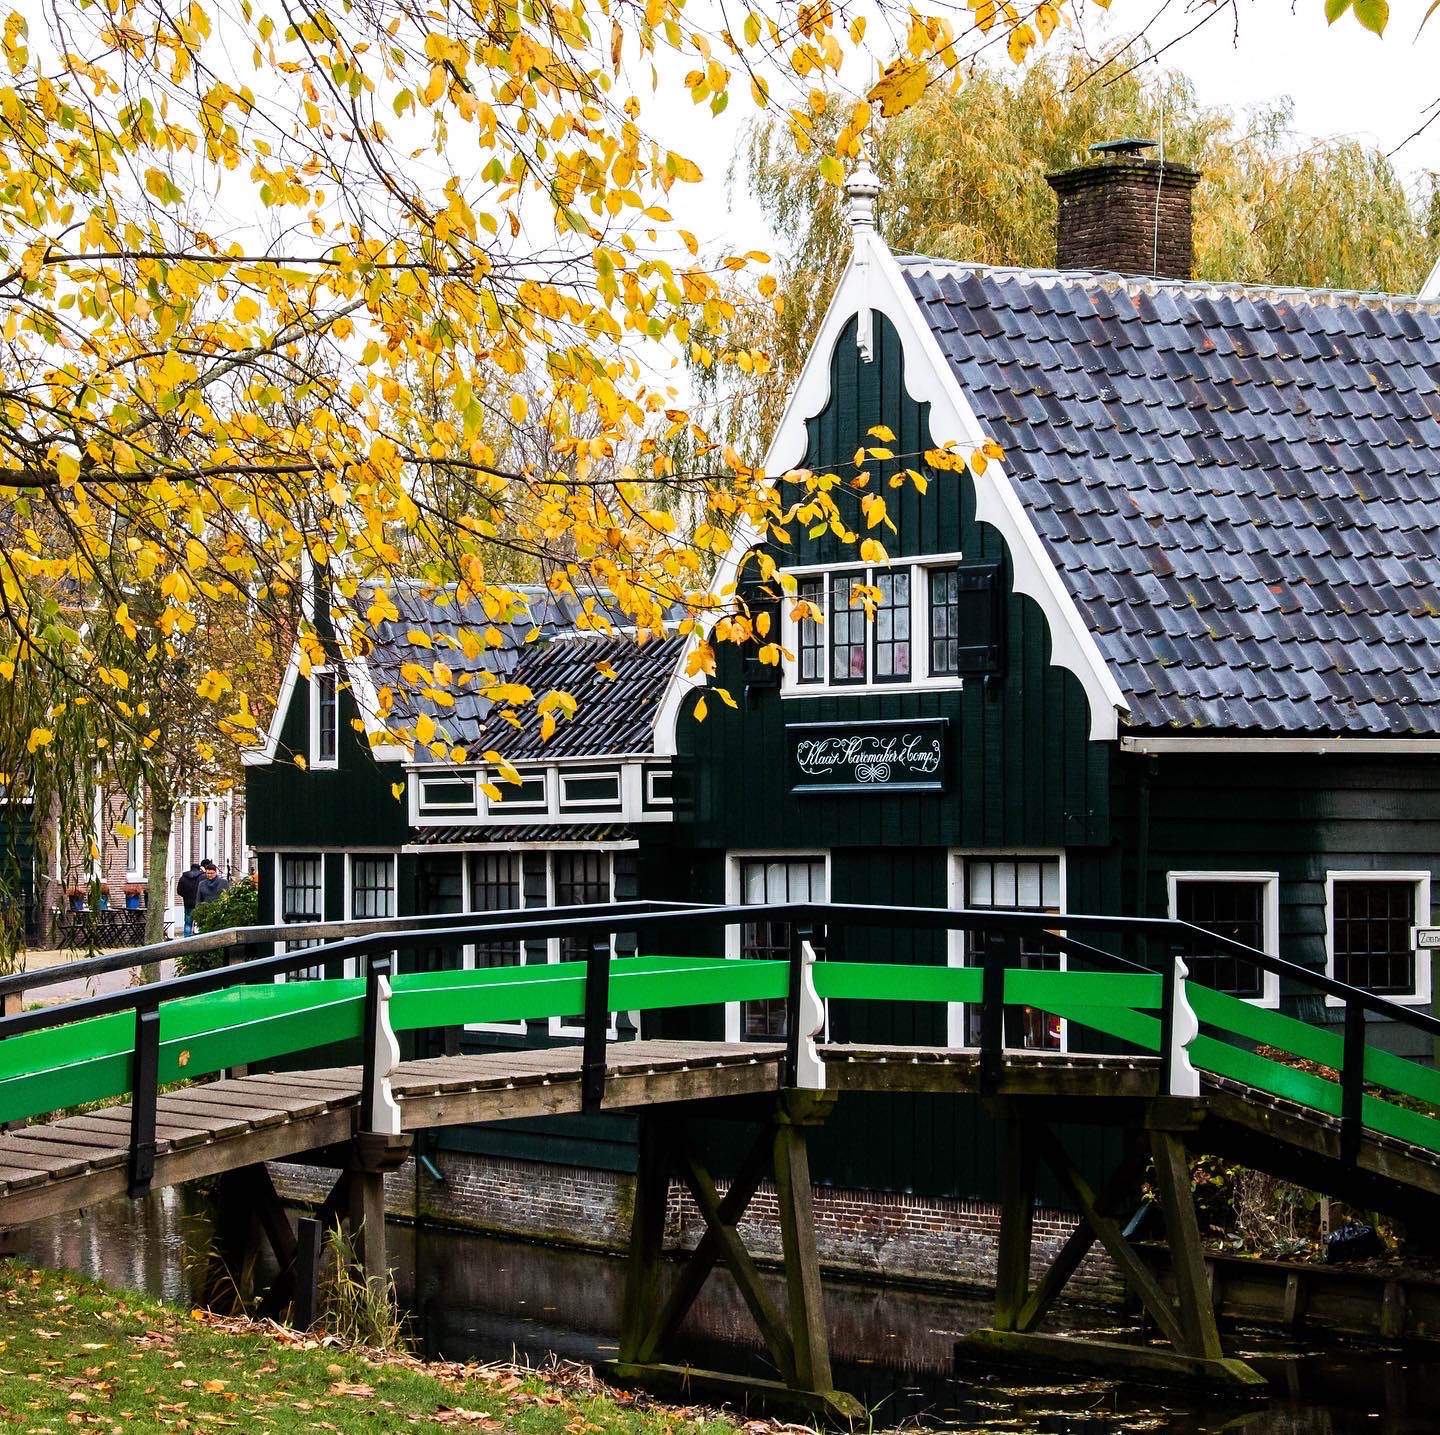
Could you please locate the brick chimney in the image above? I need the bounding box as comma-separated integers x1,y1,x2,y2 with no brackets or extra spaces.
1046,139,1200,280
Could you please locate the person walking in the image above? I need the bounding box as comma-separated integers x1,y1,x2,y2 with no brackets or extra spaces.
177,861,202,937
196,859,229,910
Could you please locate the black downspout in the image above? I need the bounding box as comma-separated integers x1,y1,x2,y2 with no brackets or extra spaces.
1133,756,1157,964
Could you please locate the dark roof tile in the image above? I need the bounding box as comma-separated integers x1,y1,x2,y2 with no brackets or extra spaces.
901,262,1440,734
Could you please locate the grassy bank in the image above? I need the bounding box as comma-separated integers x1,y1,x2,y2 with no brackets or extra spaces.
0,1266,740,1435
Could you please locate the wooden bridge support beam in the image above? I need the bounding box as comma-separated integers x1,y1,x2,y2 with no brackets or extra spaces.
201,1164,297,1314
958,1107,1266,1393
205,1132,412,1325
609,1092,862,1426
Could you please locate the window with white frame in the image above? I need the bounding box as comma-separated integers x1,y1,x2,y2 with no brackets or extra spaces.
279,853,325,979
468,852,524,969
461,852,527,1033
553,850,611,962
952,854,1063,1050
124,798,144,879
1167,872,1278,1005
312,669,339,768
1328,872,1431,1002
788,558,999,693
200,799,224,872
350,856,395,921
732,855,827,1041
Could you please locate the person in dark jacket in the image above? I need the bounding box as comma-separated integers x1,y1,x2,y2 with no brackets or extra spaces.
177,862,202,937
196,859,229,909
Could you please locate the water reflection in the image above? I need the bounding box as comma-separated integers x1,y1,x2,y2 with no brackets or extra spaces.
24,1189,1440,1435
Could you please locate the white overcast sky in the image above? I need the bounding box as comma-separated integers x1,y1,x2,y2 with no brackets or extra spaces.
659,0,1440,261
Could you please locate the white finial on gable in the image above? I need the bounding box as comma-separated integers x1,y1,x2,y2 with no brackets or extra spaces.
845,150,882,363
846,152,881,234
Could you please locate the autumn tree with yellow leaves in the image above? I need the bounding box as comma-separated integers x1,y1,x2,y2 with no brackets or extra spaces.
0,0,1411,951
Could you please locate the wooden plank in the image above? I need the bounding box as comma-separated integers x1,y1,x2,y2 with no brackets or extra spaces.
153,1094,291,1131
772,1113,833,1395
18,1124,130,1154
618,1116,669,1364
958,1330,1266,1391
993,1119,1036,1331
0,1161,64,1191
1148,1130,1224,1362
53,1115,180,1152
247,1068,361,1092
0,1135,126,1171
81,1103,247,1139
199,1080,335,1118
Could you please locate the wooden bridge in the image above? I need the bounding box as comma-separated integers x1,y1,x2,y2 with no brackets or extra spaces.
3,902,1440,1419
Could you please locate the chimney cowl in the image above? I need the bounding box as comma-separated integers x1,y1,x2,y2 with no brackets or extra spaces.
1046,153,1200,281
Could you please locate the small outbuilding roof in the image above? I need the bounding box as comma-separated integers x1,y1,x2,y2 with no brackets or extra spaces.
467,634,688,760
902,259,1440,735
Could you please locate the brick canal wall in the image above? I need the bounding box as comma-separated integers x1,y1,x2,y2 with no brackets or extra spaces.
271,1149,1125,1307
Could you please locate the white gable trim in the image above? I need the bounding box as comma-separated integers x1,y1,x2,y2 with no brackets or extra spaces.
1423,254,1440,300
248,582,408,766
878,253,1126,740
654,239,1126,750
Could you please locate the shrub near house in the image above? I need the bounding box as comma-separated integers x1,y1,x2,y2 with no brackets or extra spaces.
180,877,260,976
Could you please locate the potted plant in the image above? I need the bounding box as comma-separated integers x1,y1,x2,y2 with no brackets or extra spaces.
122,882,147,910
64,885,89,913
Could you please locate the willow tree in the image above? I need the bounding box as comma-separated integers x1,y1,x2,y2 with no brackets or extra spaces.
702,46,1440,449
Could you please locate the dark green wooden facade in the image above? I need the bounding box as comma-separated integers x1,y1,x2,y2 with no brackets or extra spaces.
245,308,1440,1207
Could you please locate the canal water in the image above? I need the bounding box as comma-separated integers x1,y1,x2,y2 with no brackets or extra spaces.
21,1187,1440,1434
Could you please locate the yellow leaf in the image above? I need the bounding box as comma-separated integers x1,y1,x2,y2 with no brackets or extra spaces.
716,686,737,709
509,392,528,423
233,296,260,324
415,712,436,745
26,727,53,754
694,694,708,722
867,58,928,118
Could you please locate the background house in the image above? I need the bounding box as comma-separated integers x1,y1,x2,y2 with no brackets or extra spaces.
248,149,1440,1275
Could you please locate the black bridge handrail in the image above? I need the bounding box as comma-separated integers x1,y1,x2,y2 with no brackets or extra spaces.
3,900,1435,1045
0,899,708,1002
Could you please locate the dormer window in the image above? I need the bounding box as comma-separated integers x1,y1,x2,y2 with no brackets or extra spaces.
312,668,338,768
786,557,1001,694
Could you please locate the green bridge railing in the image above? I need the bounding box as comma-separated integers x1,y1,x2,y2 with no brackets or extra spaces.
2,901,1439,1199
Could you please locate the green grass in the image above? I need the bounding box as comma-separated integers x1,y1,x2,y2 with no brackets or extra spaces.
0,1266,741,1435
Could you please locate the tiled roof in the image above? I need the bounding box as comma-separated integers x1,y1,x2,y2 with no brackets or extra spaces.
902,260,1440,735
409,823,635,845
367,584,580,734
467,635,687,759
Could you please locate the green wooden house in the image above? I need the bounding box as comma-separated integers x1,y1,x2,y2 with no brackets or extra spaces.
247,148,1440,1205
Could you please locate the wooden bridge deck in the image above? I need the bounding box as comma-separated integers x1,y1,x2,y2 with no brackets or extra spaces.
0,1040,1162,1227
5,1037,1437,1235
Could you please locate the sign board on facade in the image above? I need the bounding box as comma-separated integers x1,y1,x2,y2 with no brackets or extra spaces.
1414,928,1440,949
788,718,949,795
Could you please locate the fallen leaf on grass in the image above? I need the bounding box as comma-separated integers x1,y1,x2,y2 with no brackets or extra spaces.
328,1383,375,1398
433,1408,501,1427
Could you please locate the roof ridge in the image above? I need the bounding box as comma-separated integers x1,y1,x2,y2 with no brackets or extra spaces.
894,255,1440,314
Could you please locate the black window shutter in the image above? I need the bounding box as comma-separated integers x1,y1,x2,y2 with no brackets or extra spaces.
739,560,782,690
951,561,1003,675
